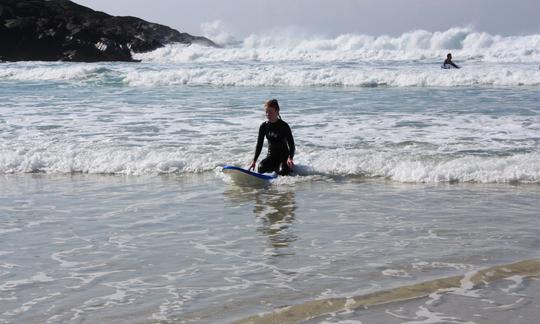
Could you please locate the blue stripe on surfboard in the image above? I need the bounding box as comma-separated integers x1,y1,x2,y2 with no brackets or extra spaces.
222,165,277,180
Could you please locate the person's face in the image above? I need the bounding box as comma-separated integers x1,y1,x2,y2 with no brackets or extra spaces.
265,106,278,122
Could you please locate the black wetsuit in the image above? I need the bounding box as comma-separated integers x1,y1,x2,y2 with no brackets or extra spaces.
253,119,295,175
443,58,459,69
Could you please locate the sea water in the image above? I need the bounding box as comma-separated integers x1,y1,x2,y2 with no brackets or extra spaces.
1,28,540,323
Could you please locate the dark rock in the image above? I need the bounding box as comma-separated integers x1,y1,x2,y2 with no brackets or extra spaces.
0,0,219,62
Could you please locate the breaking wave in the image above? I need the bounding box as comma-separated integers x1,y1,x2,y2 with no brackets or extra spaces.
2,27,539,88
1,145,539,184
136,27,540,63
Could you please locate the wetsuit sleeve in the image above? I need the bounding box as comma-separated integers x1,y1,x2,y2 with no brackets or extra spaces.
445,58,459,68
286,123,295,159
253,123,265,162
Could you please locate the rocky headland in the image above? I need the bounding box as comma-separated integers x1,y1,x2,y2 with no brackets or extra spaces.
0,0,218,62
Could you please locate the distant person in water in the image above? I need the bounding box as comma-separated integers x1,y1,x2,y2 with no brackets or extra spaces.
442,53,460,69
249,99,295,175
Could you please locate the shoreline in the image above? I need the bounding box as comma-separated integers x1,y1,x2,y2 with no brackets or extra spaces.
236,258,540,323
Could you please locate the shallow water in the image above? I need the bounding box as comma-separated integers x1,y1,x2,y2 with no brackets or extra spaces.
304,276,540,324
1,174,539,322
1,83,539,183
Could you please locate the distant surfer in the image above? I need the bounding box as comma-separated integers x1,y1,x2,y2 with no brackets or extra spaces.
442,53,460,69
248,99,295,175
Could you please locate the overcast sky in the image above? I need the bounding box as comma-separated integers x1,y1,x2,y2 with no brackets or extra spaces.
74,0,540,38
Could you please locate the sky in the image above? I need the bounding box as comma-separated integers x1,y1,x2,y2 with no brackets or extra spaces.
74,0,540,38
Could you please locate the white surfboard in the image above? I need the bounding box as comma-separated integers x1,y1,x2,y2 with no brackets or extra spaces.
222,165,277,186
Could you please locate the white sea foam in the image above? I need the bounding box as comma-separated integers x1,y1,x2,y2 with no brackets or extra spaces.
126,27,540,87
2,104,538,182
200,20,237,46
2,292,62,316
501,275,525,293
2,27,539,88
3,62,538,87
1,141,539,183
136,27,540,63
1,32,538,183
382,269,411,277
121,64,540,87
451,270,482,298
0,272,55,291
0,63,111,82
398,305,475,324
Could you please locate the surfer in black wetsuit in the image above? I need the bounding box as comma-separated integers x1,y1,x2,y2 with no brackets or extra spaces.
442,53,460,69
248,99,295,175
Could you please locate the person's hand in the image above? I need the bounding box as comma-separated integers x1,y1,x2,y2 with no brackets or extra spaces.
287,157,294,169
248,161,256,171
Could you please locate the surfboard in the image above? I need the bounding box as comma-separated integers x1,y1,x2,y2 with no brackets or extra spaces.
222,165,277,185
441,63,458,69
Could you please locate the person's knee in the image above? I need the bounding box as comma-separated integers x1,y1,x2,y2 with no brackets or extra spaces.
257,160,271,173
278,162,291,176
258,158,280,174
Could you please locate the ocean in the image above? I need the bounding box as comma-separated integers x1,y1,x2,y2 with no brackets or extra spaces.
1,27,540,323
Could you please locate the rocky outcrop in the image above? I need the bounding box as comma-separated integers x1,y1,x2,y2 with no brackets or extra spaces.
0,0,218,62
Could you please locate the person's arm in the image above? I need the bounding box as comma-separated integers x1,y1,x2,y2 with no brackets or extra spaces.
450,61,460,68
249,123,265,170
285,124,295,168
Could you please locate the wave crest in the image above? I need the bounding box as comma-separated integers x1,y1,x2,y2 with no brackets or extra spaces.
135,27,540,63
2,146,538,184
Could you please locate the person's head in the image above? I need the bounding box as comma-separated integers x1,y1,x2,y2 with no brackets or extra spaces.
264,99,280,122
447,53,452,59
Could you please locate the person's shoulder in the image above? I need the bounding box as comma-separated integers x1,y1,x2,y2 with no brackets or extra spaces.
279,119,292,130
